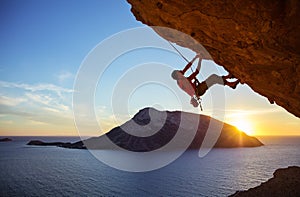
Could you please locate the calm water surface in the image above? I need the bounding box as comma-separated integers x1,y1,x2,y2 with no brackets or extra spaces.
0,136,299,196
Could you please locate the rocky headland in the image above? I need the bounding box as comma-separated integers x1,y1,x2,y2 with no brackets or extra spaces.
230,166,300,197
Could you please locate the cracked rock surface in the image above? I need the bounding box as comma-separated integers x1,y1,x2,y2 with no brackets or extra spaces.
127,0,300,117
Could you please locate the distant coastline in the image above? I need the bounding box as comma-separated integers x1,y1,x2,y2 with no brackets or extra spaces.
0,137,12,142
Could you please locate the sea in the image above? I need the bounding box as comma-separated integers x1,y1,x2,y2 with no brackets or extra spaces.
0,136,299,197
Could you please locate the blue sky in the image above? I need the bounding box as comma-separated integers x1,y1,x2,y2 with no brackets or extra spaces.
0,0,299,136
0,0,140,84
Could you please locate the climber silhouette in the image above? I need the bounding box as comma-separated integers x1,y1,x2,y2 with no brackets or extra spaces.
171,53,240,107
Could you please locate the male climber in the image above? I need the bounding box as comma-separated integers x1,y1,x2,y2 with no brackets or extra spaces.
171,53,239,107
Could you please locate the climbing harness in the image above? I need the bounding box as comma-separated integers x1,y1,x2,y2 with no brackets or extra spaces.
168,41,203,110
193,78,203,111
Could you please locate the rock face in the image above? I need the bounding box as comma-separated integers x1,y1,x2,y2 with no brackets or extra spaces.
49,107,263,150
230,166,300,197
127,0,300,118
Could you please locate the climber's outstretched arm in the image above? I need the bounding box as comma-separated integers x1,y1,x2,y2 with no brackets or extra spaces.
187,54,202,80
195,55,202,73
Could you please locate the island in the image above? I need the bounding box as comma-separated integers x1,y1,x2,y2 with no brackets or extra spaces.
28,108,263,150
0,138,12,142
27,140,85,149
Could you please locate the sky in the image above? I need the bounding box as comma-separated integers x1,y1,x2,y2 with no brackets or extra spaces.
0,0,299,137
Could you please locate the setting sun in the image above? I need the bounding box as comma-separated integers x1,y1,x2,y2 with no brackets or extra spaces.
231,119,254,136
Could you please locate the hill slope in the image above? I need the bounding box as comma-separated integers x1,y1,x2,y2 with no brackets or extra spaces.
66,107,263,150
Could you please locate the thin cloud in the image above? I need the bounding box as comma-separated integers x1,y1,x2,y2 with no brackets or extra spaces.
0,80,73,127
0,120,13,124
0,80,73,94
25,93,52,106
42,107,61,113
27,120,48,125
0,104,73,126
0,95,27,106
224,108,283,118
0,106,36,118
56,71,74,83
25,92,70,112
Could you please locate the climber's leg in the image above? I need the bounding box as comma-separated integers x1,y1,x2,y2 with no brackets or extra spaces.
205,74,225,88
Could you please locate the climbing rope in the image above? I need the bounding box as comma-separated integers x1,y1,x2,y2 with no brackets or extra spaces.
167,41,190,63
168,40,198,73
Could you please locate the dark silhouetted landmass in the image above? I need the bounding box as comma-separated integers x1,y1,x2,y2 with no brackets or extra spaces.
27,140,69,146
27,108,263,150
0,138,12,142
230,166,300,197
27,140,86,149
